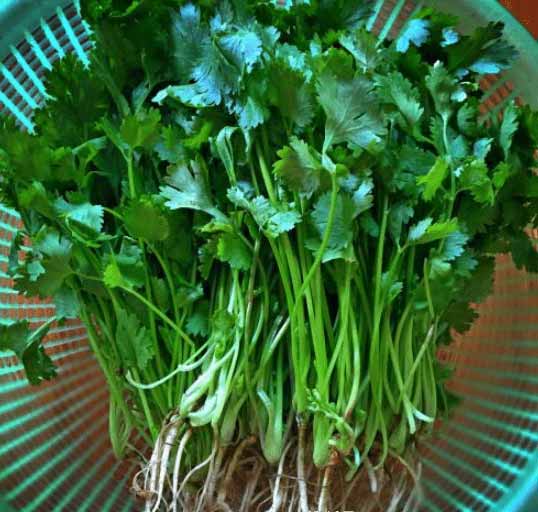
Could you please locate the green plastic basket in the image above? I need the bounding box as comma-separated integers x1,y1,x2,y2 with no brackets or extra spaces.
0,1,538,511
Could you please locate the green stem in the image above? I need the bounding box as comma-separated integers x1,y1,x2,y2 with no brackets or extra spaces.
121,286,195,347
291,173,339,320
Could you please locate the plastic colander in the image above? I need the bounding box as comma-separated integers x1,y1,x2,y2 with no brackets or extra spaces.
0,1,538,511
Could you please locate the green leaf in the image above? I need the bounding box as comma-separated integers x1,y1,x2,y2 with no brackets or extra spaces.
409,218,458,245
161,161,225,220
151,277,170,313
425,62,456,120
339,29,380,71
32,53,110,147
273,137,321,197
53,286,80,320
510,231,538,273
217,233,252,270
447,22,517,74
154,125,187,164
124,198,170,241
441,27,460,47
499,102,519,159
396,19,430,53
408,218,433,243
55,198,104,235
473,138,493,160
381,273,403,304
120,108,161,150
351,179,374,216
459,159,494,205
390,203,414,243
170,3,207,81
457,102,479,137
417,157,449,201
227,184,301,238
18,182,55,220
0,319,56,385
116,308,154,371
269,64,314,129
307,192,356,261
376,71,424,131
103,242,145,289
317,72,386,153
232,76,270,130
16,229,73,298
186,301,210,337
8,232,23,276
492,162,512,190
214,126,240,182
442,231,469,261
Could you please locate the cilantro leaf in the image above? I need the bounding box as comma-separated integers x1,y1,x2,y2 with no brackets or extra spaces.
124,198,170,241
154,125,187,164
307,192,358,262
417,157,449,201
390,203,414,243
499,102,519,160
396,19,431,53
425,62,457,120
340,29,380,71
116,309,154,371
408,218,458,245
0,319,56,385
447,22,517,74
441,28,460,47
170,3,207,81
273,137,322,197
161,162,226,220
442,231,469,261
217,233,252,270
376,71,424,132
104,241,145,289
269,64,315,129
54,199,104,235
120,109,161,150
16,229,73,298
317,73,386,153
227,184,301,238
54,286,80,320
459,159,494,205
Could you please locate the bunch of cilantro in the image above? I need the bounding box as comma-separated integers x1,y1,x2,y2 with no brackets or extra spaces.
1,0,537,509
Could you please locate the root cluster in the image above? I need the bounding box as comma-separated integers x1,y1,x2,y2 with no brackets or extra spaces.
132,419,422,512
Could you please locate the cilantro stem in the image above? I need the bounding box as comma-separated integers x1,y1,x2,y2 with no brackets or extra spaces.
256,144,277,204
127,150,136,199
291,173,339,319
80,305,154,444
121,286,195,347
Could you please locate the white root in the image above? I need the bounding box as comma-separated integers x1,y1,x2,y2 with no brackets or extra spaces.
171,429,192,512
365,457,378,494
177,448,215,500
297,424,309,512
217,435,257,505
268,441,292,512
240,461,263,512
144,426,165,512
287,482,298,512
152,419,181,512
317,465,333,512
205,441,225,509
338,466,363,510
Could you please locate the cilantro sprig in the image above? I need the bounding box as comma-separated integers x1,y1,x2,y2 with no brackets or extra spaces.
1,0,537,509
